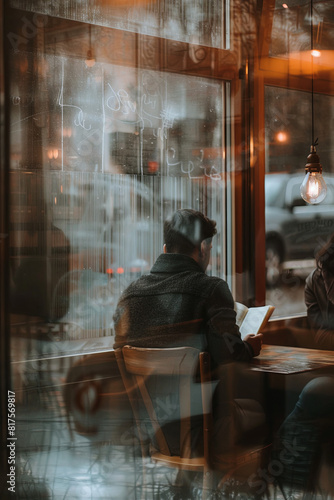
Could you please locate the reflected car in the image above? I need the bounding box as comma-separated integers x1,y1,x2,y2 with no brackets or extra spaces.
265,172,334,286
50,175,162,333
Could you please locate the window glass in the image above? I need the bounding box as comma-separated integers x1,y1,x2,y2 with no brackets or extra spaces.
10,0,227,49
7,9,231,496
265,174,286,207
270,1,334,57
265,86,334,317
10,50,229,326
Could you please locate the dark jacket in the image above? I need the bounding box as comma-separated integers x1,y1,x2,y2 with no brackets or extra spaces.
305,268,334,350
113,253,254,367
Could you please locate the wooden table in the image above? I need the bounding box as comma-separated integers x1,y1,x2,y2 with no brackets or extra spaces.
251,344,334,374
250,344,334,430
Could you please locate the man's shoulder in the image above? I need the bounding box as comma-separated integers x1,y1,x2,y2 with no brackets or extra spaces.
180,271,230,298
199,272,228,285
118,269,228,300
197,273,226,287
120,273,152,293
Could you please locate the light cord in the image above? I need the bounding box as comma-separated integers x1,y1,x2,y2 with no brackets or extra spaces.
310,0,318,147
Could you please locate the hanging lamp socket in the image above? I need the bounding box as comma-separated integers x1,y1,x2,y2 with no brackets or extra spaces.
305,143,322,174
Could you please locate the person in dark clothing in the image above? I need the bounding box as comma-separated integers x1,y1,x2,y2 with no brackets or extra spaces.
273,376,334,498
114,209,262,365
305,233,334,350
269,235,334,497
113,209,265,457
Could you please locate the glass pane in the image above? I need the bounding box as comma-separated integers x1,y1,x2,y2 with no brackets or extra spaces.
9,0,227,49
270,0,334,57
7,11,230,496
265,86,334,318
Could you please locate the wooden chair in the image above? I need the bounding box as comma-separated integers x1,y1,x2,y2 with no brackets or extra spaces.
115,345,271,499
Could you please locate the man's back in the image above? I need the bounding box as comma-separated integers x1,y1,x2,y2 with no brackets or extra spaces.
113,253,254,366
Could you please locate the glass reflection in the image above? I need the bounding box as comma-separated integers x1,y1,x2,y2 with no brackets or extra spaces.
10,0,226,49
265,86,334,317
8,16,229,495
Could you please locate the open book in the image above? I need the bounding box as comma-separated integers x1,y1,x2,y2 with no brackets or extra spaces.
234,302,275,339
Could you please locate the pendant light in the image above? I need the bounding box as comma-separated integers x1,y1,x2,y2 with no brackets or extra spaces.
300,0,326,204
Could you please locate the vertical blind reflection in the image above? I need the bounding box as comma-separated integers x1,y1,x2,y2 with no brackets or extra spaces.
10,171,228,339
9,47,230,339
9,0,226,49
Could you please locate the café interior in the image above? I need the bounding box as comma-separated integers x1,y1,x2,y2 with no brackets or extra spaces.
1,0,334,498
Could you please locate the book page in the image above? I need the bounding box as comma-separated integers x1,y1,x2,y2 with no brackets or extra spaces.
234,302,249,328
239,305,275,339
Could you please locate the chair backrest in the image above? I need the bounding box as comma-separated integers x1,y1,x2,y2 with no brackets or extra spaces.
115,345,212,461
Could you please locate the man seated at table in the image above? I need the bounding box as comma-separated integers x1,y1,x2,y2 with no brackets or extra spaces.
113,209,266,457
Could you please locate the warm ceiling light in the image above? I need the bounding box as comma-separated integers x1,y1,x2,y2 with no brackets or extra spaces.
47,148,59,160
276,131,288,143
311,49,321,58
282,3,289,8
62,127,72,138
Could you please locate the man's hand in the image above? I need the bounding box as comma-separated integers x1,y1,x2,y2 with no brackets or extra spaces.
244,333,263,357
